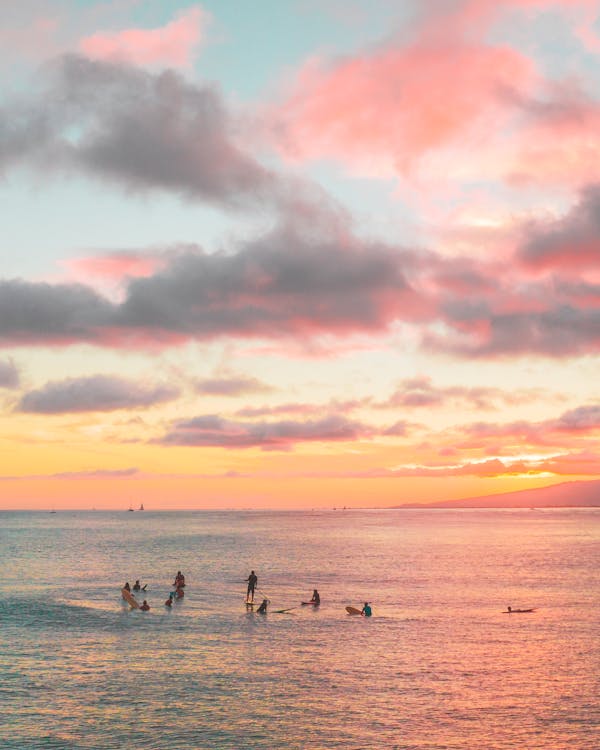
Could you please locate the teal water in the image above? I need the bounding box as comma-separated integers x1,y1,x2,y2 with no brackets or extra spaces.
1,508,599,749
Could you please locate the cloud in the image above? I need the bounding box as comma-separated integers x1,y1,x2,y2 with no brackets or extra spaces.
0,279,114,345
2,220,599,358
456,403,600,450
0,55,274,208
0,467,140,481
270,0,600,191
518,184,600,272
235,398,370,418
159,413,374,449
429,306,600,358
194,375,273,396
79,7,207,70
380,376,550,411
61,250,169,283
0,358,20,388
0,214,429,347
274,39,533,176
18,374,179,413
553,404,600,431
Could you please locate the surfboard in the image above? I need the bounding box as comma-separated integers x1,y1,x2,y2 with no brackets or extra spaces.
301,601,319,606
504,608,535,613
345,606,362,615
121,587,140,609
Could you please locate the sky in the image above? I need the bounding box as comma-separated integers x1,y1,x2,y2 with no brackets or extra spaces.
1,0,599,509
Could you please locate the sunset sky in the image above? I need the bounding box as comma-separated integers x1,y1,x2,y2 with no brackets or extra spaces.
1,0,599,509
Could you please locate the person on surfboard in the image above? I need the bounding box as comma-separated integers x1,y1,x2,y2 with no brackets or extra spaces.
123,582,131,592
361,602,372,617
256,598,268,614
310,589,320,605
246,570,258,603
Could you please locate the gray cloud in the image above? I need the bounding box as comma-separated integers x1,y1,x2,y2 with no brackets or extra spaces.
519,184,600,271
553,404,600,431
0,218,424,347
0,55,274,208
235,398,369,418
194,375,273,396
381,376,542,411
0,279,113,345
0,358,19,388
18,374,179,413
159,413,373,449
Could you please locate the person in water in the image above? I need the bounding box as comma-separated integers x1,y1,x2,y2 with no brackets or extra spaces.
361,602,372,617
173,571,185,588
310,589,320,605
175,586,184,599
123,582,131,592
246,570,258,602
140,600,150,611
133,580,141,591
256,599,268,614
165,595,173,607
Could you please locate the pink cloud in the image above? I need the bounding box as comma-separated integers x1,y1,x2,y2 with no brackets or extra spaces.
79,7,207,69
272,0,600,191
63,251,168,283
276,40,534,175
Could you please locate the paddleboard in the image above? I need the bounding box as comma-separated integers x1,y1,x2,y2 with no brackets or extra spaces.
504,608,535,613
345,606,362,615
301,601,319,606
121,588,140,609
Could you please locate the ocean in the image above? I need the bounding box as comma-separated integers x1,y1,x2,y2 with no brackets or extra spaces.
1,508,598,749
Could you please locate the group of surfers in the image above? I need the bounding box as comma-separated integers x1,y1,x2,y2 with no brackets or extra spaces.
122,569,372,616
122,571,186,611
122,580,151,610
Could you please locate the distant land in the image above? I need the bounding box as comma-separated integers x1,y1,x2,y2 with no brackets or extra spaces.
397,479,600,509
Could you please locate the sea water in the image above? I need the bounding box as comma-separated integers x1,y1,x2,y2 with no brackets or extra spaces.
1,508,598,750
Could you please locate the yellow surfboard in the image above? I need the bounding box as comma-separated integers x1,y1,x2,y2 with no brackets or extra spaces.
121,588,140,609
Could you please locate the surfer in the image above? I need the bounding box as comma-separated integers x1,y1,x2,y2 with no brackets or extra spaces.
310,589,320,605
123,582,131,592
256,598,268,614
175,586,184,599
361,602,372,617
140,600,150,611
165,595,173,607
132,580,147,591
173,571,185,588
246,570,258,603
